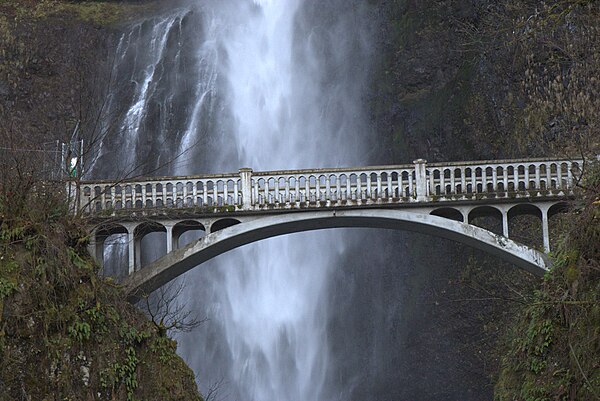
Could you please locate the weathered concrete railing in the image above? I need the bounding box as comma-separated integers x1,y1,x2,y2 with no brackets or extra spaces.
79,157,582,214
424,158,580,199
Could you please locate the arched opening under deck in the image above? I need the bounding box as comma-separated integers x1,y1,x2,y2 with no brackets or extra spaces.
210,218,241,233
468,206,503,236
508,204,543,249
95,222,129,280
173,220,206,249
134,222,167,267
430,207,464,222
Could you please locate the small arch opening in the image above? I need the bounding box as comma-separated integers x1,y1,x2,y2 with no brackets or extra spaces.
211,218,241,233
468,206,503,235
508,204,543,249
430,208,463,222
135,222,167,267
174,220,206,249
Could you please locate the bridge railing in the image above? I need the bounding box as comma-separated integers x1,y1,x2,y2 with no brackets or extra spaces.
78,158,582,214
79,173,243,213
424,158,581,199
250,165,417,206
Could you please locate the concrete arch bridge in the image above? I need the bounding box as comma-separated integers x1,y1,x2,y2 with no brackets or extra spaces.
78,157,581,298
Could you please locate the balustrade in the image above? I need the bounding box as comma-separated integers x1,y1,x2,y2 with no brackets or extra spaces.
425,159,580,198
81,175,243,213
78,158,581,214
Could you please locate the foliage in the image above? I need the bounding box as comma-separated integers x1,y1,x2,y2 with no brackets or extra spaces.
1,0,156,26
494,162,600,400
0,167,202,399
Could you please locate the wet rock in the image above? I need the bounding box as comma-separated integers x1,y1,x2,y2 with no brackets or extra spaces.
0,80,10,97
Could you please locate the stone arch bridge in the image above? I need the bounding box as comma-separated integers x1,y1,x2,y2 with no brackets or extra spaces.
78,157,582,299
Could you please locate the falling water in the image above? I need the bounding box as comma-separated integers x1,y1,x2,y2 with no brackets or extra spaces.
176,2,373,400
91,1,374,400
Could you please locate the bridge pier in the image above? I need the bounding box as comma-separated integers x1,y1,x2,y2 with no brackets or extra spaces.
502,210,510,238
165,223,175,253
128,229,136,275
540,204,551,253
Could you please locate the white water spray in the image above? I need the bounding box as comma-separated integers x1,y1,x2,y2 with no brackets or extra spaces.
175,3,360,399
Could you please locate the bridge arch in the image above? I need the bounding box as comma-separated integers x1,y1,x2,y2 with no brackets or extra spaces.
122,209,550,299
210,218,241,233
430,207,464,222
468,205,503,222
173,220,205,249
548,201,570,217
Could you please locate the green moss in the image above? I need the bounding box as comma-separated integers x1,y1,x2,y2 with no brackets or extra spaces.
494,163,600,400
0,185,203,400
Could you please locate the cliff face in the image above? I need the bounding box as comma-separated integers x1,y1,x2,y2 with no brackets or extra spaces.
1,3,108,144
0,2,204,400
0,1,166,150
365,1,600,400
368,0,599,163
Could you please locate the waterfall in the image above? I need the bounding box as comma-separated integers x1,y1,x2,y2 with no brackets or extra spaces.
93,1,374,400
176,2,372,400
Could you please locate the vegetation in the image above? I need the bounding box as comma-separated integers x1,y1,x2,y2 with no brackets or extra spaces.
0,0,157,26
0,2,206,398
468,3,600,398
0,156,203,399
494,162,600,400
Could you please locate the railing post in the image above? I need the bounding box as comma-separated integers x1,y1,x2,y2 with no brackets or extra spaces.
239,168,253,210
413,159,428,201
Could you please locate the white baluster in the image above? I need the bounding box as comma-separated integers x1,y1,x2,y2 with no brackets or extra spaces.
315,176,321,202
285,178,290,203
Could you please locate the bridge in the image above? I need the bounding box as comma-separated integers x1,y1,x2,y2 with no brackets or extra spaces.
78,157,582,299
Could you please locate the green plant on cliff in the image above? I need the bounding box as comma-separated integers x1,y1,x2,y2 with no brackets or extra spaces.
494,162,600,400
0,157,203,399
2,0,156,26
